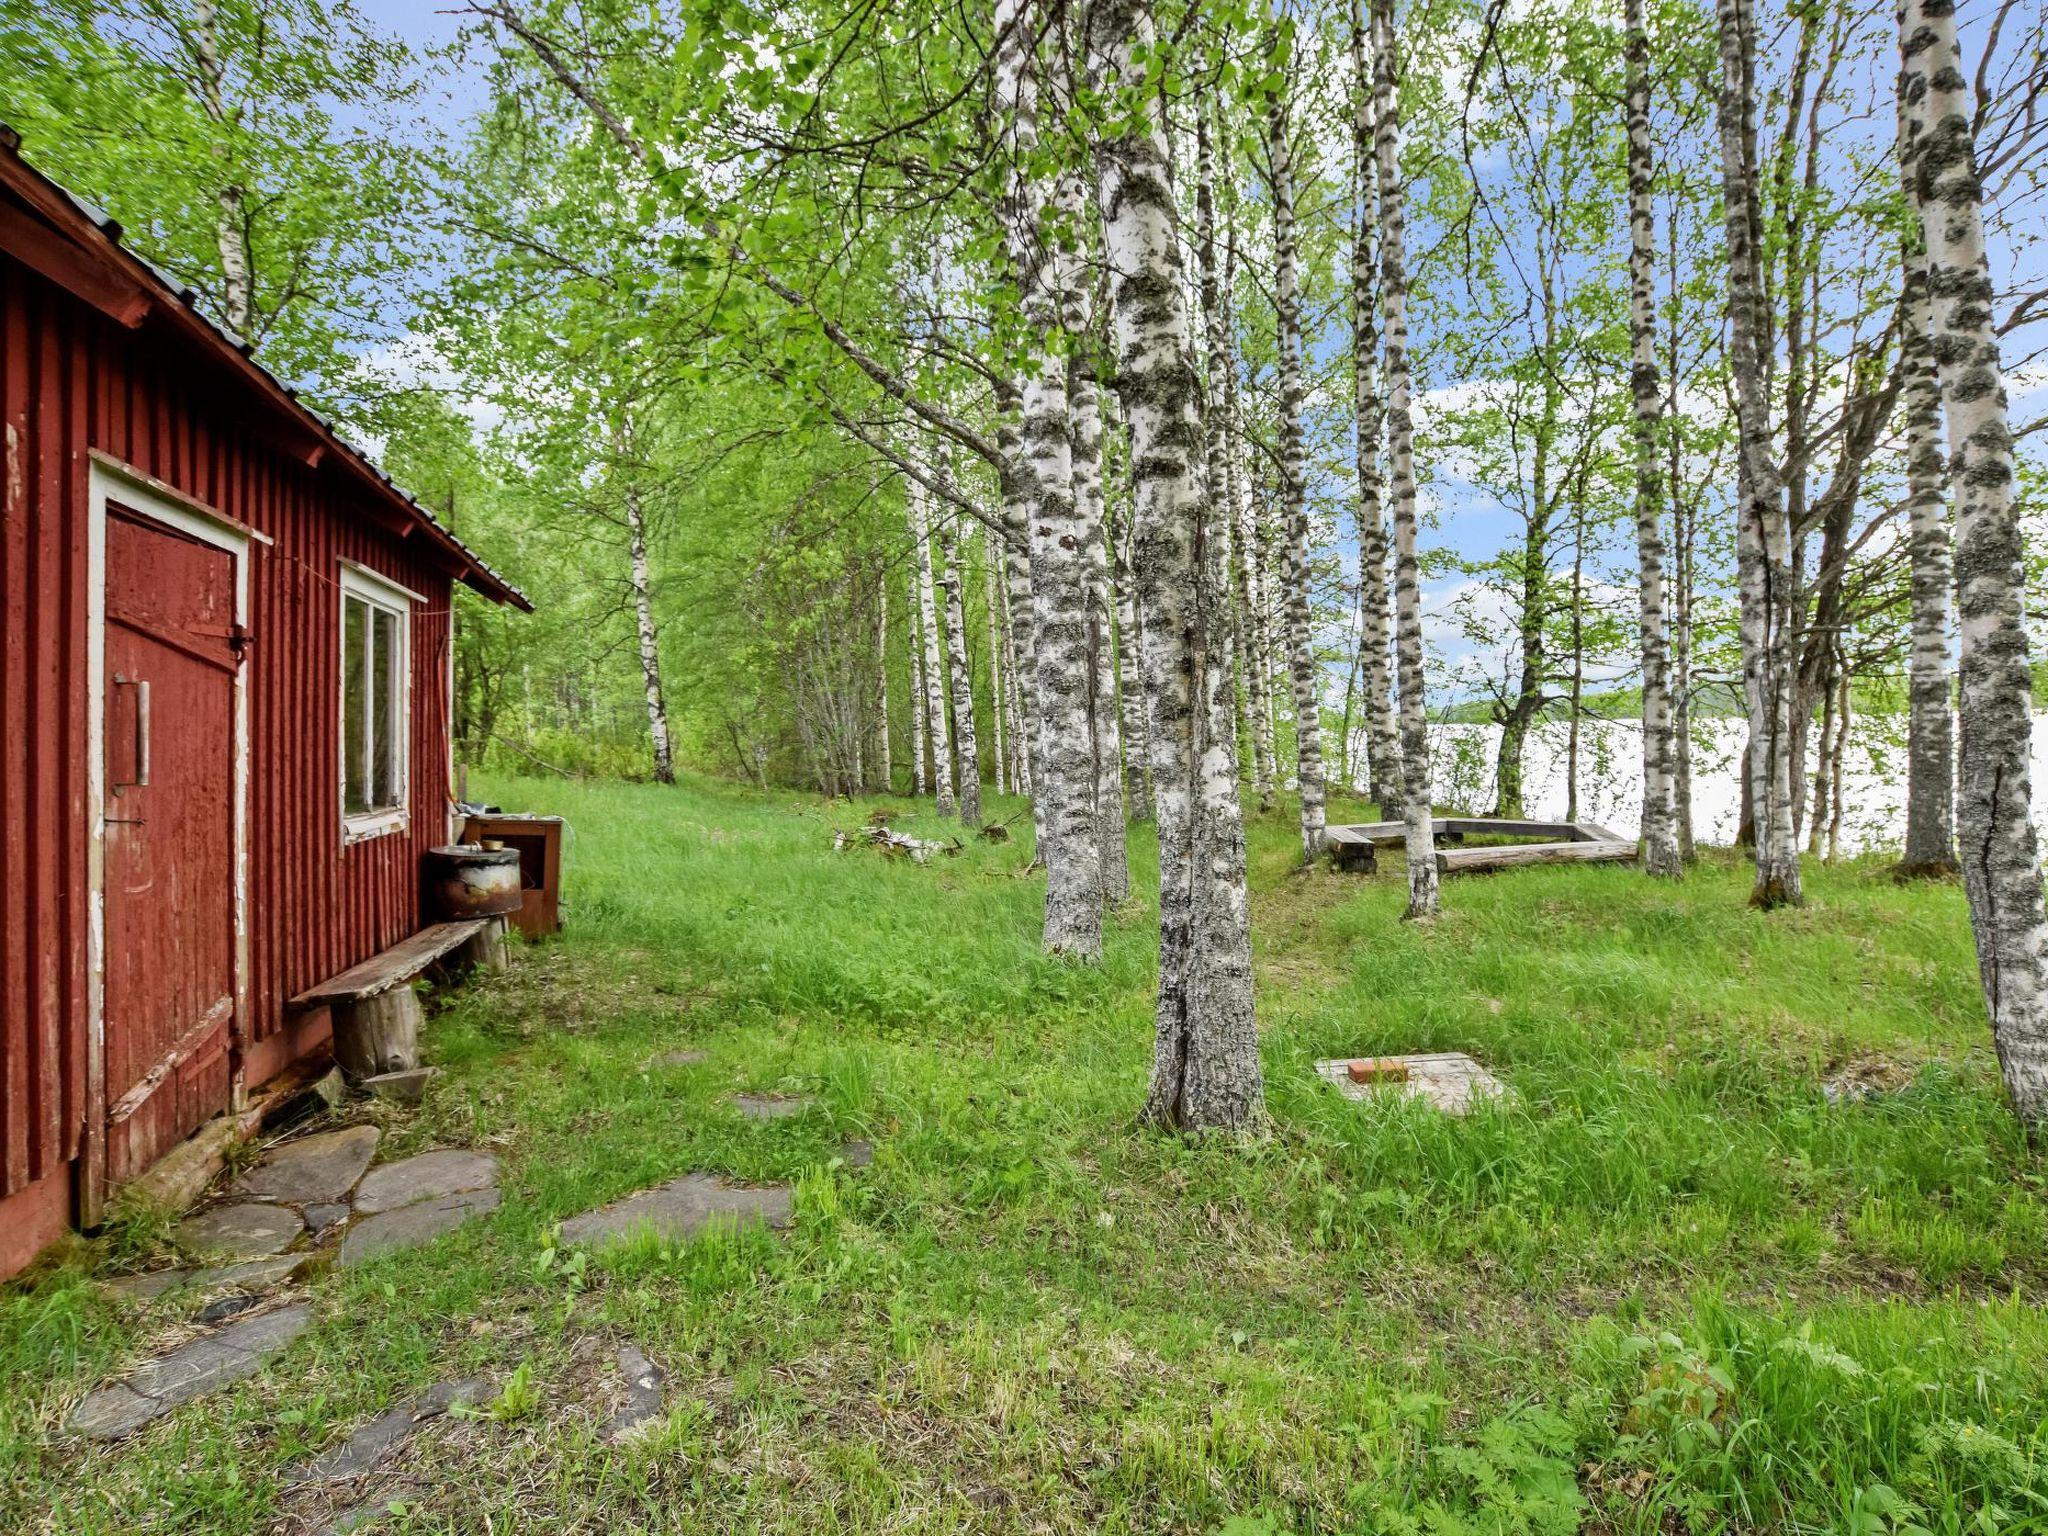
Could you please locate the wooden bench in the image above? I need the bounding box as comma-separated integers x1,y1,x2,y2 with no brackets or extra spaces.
291,918,503,1081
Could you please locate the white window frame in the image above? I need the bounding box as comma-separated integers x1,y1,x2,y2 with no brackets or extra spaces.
339,561,416,844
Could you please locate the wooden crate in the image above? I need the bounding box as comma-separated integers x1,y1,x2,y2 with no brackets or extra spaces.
459,814,564,938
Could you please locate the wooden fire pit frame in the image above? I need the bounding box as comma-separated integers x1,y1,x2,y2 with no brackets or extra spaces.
1325,817,1636,876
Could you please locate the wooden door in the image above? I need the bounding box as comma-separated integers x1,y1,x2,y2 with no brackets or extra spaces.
102,504,239,1183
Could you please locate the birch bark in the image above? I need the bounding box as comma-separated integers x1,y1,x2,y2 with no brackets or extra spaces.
997,0,1102,955
1714,0,1802,908
910,474,956,815
1372,0,1438,919
936,492,984,827
1073,347,1131,902
1221,209,1277,811
1348,3,1401,819
1896,230,1958,878
1625,0,1679,877
192,0,254,340
908,568,930,797
624,477,675,785
1088,0,1263,1134
874,574,893,792
1267,47,1327,862
1899,0,2048,1126
982,522,1008,797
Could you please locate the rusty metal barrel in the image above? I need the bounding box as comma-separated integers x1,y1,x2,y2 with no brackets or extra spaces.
424,844,522,921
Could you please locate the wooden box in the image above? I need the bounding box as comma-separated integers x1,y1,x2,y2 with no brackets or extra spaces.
458,813,564,938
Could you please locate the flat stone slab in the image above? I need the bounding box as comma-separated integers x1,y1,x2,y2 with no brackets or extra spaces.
340,1187,500,1267
605,1346,668,1442
174,1201,305,1257
106,1254,304,1303
294,1378,488,1483
648,1048,709,1068
305,1202,351,1238
234,1125,381,1204
558,1172,792,1249
353,1149,498,1215
362,1067,437,1105
1314,1052,1507,1116
839,1139,873,1169
731,1093,811,1121
70,1303,313,1439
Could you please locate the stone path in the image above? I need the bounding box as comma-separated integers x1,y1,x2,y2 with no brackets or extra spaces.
69,1304,313,1440
732,1093,811,1120
77,1093,870,1450
648,1048,709,1068
558,1172,792,1248
233,1125,380,1204
1315,1052,1507,1115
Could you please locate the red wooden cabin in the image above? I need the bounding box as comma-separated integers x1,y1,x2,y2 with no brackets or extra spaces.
0,133,528,1279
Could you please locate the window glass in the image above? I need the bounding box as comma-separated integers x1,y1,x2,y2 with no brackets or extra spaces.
344,595,369,814
372,605,398,808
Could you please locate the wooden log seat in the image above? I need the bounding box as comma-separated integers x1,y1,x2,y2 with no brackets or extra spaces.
290,918,503,1081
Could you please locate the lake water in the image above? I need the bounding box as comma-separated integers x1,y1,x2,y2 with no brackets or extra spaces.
1335,713,2015,856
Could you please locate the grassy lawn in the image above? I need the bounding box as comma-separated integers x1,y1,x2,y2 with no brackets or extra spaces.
6,772,2048,1533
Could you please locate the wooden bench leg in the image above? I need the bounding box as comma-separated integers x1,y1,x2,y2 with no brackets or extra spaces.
334,987,423,1081
455,915,510,975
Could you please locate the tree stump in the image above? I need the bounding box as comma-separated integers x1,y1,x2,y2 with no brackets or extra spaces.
454,915,509,975
334,988,423,1081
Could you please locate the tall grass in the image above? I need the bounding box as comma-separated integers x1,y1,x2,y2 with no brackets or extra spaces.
3,769,2043,1534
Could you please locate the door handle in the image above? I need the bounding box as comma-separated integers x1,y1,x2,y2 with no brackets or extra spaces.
112,674,150,790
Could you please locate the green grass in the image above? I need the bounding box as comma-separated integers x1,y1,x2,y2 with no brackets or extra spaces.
4,772,2046,1534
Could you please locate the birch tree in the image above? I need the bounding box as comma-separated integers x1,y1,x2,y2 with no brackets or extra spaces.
620,441,676,785
935,495,984,826
1895,217,1957,878
1266,31,1328,862
1899,0,2048,1126
1713,0,1802,908
1348,0,1400,819
1373,0,1438,919
1624,0,1679,877
1087,0,1263,1133
910,474,957,815
997,0,1102,956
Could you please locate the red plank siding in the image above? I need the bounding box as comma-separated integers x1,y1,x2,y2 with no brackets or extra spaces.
0,249,462,1227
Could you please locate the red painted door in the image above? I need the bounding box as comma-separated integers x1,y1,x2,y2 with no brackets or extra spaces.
102,504,238,1184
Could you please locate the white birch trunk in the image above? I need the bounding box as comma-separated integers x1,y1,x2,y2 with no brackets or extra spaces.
1113,497,1152,820
1074,350,1131,902
192,0,254,340
1267,50,1327,861
908,568,930,797
623,479,675,785
1088,0,1263,1134
997,0,1101,955
1372,0,1439,919
1714,0,1802,908
1348,3,1401,819
1220,212,1277,810
910,475,956,816
1897,217,1959,877
1625,0,1679,877
1899,0,2048,1127
874,574,893,792
936,494,984,826
982,522,1008,797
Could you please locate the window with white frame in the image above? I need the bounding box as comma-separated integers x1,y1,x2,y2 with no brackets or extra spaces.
340,564,411,835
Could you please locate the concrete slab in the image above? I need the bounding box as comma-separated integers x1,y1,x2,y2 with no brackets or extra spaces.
1314,1052,1508,1116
